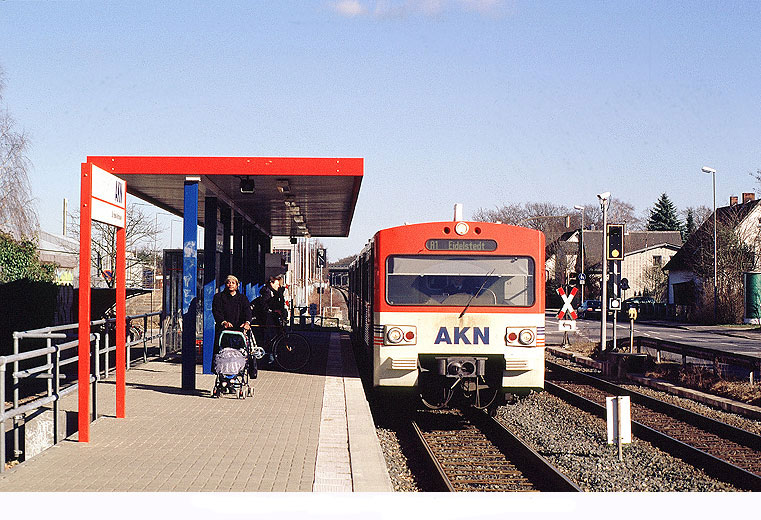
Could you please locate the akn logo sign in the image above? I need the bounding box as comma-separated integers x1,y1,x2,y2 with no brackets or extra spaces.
434,327,489,345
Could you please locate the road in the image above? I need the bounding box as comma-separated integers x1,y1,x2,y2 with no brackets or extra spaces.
545,310,761,360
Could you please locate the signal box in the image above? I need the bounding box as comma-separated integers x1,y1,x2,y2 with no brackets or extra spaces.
606,224,625,261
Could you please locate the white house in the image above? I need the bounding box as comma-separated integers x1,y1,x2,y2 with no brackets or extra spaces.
547,229,682,299
664,193,761,316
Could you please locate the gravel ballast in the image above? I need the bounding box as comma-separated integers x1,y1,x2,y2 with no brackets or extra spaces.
375,385,748,491
494,391,737,492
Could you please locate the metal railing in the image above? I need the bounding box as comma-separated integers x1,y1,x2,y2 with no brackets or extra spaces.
608,336,761,383
1,311,164,472
294,314,340,329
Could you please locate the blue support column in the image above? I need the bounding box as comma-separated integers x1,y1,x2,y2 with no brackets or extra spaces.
182,178,199,391
233,214,243,281
221,205,232,280
203,197,219,375
243,222,254,300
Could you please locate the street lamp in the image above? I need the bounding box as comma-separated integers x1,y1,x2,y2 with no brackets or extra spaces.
702,166,718,323
574,204,585,303
597,192,610,351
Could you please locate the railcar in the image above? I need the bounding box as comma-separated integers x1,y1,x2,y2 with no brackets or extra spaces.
348,210,545,409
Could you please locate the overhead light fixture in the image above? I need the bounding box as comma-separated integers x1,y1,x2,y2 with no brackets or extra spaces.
276,180,290,194
239,177,255,194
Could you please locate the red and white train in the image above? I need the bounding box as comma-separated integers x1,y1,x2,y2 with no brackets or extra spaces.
348,209,545,409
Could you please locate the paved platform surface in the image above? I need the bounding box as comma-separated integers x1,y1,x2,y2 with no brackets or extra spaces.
0,331,392,492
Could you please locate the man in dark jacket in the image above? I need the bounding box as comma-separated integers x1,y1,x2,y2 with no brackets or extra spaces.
211,275,252,358
256,275,286,327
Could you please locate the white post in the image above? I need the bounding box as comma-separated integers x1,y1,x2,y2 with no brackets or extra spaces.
617,397,623,461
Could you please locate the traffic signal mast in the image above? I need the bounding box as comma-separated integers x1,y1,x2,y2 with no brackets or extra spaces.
606,223,625,349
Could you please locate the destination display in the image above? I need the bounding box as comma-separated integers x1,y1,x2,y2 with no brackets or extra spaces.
425,239,497,251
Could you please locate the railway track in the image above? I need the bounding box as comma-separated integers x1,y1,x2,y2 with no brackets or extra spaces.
410,408,581,492
545,359,761,491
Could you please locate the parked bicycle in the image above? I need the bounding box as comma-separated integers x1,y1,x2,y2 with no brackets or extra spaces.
246,325,311,372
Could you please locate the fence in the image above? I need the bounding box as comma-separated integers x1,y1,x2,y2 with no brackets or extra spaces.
608,336,761,384
1,312,164,472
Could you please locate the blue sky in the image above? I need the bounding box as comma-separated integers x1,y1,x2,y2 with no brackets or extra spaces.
1,0,760,261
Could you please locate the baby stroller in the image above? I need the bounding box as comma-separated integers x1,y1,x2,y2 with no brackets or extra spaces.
211,330,257,399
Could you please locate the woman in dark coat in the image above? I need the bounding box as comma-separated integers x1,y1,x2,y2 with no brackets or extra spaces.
211,275,252,357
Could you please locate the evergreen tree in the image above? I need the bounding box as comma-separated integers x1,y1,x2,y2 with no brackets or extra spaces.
683,208,696,241
647,193,683,233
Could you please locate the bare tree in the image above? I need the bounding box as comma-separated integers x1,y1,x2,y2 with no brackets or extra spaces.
641,265,668,300
474,197,641,234
67,203,163,287
751,169,761,194
472,203,526,225
588,197,643,231
0,67,37,239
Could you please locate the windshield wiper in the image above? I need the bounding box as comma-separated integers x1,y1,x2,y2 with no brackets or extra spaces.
458,268,495,319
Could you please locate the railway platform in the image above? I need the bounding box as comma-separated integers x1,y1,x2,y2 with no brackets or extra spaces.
0,331,392,492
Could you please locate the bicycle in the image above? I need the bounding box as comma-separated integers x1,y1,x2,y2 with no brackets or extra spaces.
246,324,311,372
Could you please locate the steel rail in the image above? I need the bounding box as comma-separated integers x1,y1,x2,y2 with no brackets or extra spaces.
410,409,581,492
547,360,761,448
545,361,761,491
464,408,582,492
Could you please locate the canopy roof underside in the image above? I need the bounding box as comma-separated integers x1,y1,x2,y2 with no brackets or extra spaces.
87,156,363,238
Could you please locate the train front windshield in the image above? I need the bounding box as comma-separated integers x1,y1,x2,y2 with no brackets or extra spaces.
385,255,535,307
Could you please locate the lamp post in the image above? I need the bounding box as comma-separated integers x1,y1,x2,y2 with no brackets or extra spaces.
597,192,611,351
574,204,585,303
702,166,718,323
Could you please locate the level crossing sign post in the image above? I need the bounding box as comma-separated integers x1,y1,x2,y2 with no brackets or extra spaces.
556,287,578,346
79,163,127,442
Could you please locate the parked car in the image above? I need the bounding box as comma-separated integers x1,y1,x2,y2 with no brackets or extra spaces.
622,296,656,315
577,299,602,319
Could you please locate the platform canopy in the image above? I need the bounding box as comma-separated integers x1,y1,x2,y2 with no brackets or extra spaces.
86,156,363,237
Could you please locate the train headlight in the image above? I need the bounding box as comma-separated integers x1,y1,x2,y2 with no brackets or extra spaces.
386,327,404,344
505,327,536,346
454,221,469,235
384,325,417,346
518,329,535,345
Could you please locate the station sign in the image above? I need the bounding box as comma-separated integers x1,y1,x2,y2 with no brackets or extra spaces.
91,165,126,228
